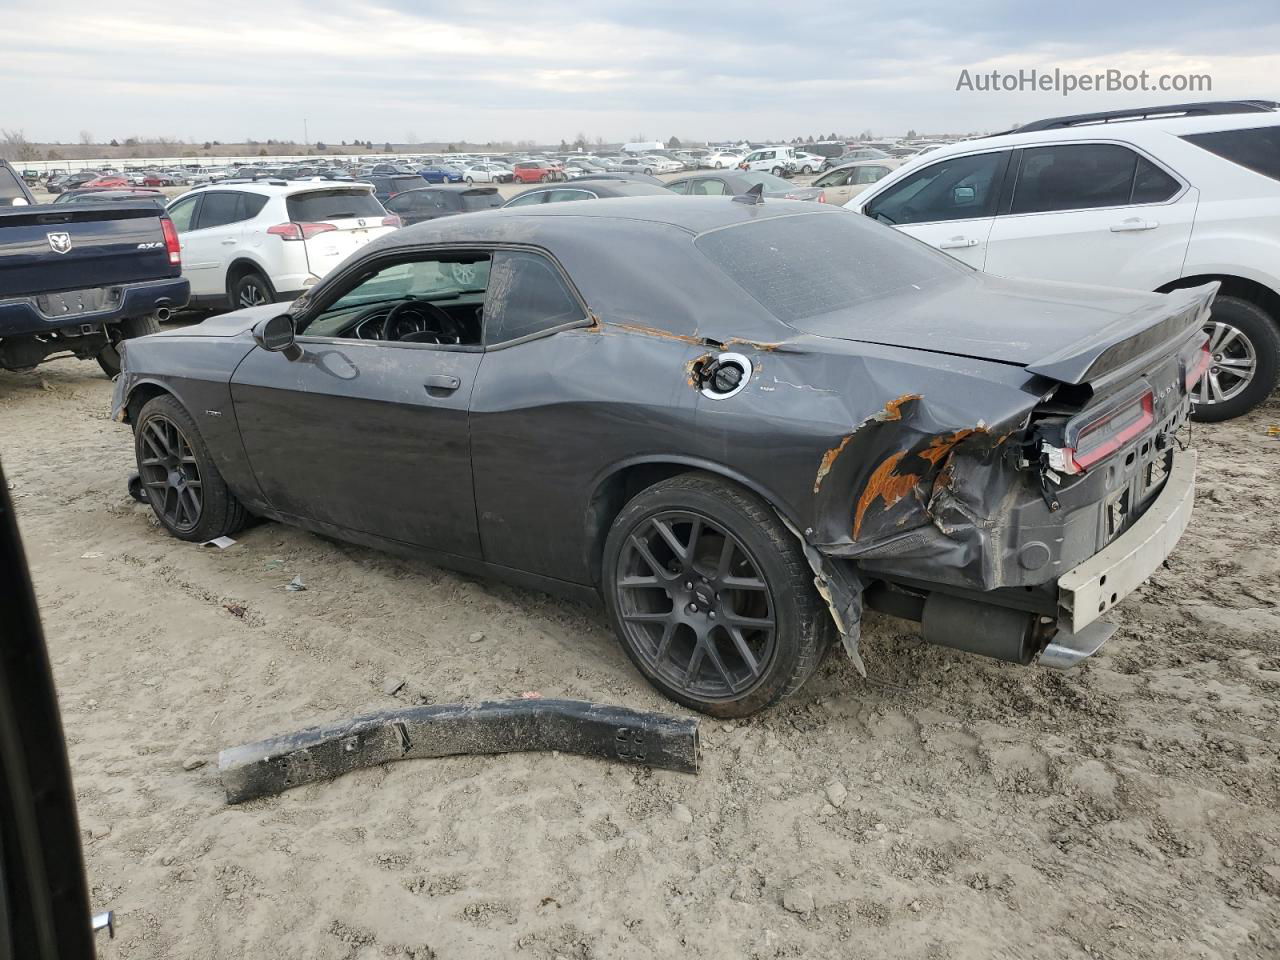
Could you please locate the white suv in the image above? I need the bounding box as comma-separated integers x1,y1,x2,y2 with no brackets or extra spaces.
739,147,798,177
165,180,399,311
847,100,1280,420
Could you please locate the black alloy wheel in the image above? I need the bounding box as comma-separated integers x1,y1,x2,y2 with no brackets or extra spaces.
133,394,249,542
137,414,203,533
604,473,828,717
617,510,777,701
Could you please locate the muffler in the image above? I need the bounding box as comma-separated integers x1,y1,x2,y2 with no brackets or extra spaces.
155,307,172,322
920,593,1040,665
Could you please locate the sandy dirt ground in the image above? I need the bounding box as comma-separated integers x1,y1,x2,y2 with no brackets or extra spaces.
2,351,1278,959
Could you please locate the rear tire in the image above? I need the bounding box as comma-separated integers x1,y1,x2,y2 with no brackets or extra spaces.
1188,295,1279,422
97,313,161,378
229,272,274,312
134,394,249,542
602,472,829,717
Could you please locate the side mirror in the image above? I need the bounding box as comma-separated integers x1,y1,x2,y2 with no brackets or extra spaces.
952,185,977,205
252,314,302,361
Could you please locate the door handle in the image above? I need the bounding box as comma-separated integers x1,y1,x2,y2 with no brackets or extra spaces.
220,238,237,245
424,375,461,393
938,237,979,249
1110,218,1159,232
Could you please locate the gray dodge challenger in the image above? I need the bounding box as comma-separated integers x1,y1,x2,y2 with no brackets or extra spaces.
112,196,1213,716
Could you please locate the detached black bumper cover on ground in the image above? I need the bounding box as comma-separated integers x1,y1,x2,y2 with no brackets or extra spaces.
219,698,701,803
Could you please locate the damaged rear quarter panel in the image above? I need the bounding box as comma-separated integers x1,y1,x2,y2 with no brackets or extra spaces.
691,334,1053,591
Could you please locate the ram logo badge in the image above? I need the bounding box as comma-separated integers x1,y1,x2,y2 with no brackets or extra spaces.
47,232,72,255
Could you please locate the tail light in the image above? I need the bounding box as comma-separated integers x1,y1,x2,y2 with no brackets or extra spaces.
1052,387,1155,474
817,191,827,203
160,217,181,266
381,215,402,228
267,222,337,241
1184,339,1211,390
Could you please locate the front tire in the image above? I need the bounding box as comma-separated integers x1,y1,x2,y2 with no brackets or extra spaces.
465,176,474,185
97,313,161,378
134,395,249,542
1189,296,1279,422
602,473,829,717
801,164,813,174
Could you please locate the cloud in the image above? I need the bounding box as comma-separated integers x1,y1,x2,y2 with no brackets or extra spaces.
4,0,1278,142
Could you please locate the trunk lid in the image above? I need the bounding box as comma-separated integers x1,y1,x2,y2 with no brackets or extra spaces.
800,273,1215,386
0,202,174,298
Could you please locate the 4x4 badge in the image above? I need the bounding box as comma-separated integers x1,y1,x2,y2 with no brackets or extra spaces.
47,232,72,254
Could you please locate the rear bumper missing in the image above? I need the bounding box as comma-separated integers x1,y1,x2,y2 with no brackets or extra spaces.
1054,448,1197,640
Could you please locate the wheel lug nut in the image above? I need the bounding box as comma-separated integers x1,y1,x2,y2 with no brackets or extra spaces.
708,611,716,620
685,581,693,590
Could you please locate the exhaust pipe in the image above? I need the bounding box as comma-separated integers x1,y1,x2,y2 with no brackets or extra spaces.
154,307,172,322
920,593,1040,665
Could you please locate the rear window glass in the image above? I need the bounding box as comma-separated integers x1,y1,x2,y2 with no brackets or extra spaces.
287,189,385,222
461,191,502,211
695,212,964,324
1181,126,1280,182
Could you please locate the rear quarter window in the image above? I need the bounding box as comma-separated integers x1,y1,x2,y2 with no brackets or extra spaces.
287,189,385,221
1181,126,1280,182
695,212,964,324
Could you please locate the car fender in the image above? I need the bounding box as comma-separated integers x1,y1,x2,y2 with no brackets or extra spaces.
581,453,806,582
1177,242,1280,300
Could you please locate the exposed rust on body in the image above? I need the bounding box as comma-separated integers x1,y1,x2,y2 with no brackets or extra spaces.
917,428,981,466
724,337,784,352
686,352,715,387
880,393,921,422
853,451,919,539
813,435,853,493
812,393,924,494
607,321,705,346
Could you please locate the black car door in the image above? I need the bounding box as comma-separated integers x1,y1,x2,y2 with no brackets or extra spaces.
228,251,489,559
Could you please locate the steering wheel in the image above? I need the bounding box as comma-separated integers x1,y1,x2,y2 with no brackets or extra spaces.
385,299,465,344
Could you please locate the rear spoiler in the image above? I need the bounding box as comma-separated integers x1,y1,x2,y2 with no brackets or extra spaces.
1025,283,1218,386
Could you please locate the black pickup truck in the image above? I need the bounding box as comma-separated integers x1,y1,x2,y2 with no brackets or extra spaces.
0,160,189,377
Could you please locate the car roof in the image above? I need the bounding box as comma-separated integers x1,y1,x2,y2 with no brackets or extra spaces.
919,100,1280,160
518,182,672,198
398,184,498,194
190,180,378,196
825,158,901,171
393,195,837,243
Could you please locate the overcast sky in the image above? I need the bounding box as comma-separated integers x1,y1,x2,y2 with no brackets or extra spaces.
4,0,1278,144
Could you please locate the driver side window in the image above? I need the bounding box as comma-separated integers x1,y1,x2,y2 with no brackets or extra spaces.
301,253,492,345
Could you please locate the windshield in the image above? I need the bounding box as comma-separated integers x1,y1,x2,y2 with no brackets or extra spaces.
695,211,966,326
